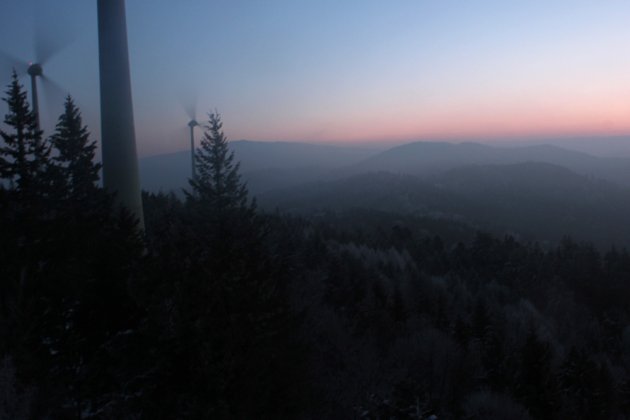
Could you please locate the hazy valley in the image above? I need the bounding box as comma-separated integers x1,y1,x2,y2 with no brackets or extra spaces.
141,139,630,248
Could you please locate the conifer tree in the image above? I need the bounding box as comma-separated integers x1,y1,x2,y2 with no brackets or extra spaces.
187,112,253,212
50,95,100,201
0,72,52,285
0,71,50,201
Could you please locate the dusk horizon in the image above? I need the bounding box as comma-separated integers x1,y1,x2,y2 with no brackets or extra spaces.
3,0,630,156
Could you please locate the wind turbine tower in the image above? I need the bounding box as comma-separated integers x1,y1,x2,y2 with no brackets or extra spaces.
27,63,42,130
188,119,199,180
97,0,144,229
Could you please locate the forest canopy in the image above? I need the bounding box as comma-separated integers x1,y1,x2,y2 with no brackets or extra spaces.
0,76,629,419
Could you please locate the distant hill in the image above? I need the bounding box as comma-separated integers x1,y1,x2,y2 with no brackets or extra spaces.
347,141,630,186
507,135,630,157
259,171,460,215
140,140,630,197
228,140,380,172
139,140,379,194
139,139,630,246
259,163,630,248
434,161,597,193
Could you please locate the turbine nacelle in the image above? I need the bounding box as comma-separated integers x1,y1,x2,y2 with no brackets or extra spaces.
27,63,43,77
188,119,199,128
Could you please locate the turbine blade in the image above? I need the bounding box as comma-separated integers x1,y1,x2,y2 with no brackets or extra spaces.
34,29,74,66
0,50,29,82
177,86,198,122
33,1,76,65
40,75,68,122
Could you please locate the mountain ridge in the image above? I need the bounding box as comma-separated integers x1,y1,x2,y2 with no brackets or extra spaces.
139,140,630,195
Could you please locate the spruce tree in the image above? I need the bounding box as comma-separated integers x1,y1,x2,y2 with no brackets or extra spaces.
0,71,50,202
0,71,52,290
50,95,100,201
187,112,253,212
171,114,304,416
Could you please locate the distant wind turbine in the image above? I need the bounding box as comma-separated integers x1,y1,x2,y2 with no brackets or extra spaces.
180,93,201,181
0,26,70,130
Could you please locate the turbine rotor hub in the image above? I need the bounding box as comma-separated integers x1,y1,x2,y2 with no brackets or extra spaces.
188,119,198,128
28,63,43,77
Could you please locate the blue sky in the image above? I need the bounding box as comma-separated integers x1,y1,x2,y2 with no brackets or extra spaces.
2,0,630,156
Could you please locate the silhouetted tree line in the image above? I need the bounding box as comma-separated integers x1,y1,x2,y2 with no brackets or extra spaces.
1,73,629,418
0,73,144,418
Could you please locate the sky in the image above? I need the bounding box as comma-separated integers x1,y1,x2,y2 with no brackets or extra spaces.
1,0,630,157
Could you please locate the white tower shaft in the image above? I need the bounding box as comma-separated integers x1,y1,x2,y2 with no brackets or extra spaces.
29,74,40,130
97,0,144,229
188,121,197,181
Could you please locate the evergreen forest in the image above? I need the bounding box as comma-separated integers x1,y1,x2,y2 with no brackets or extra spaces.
1,74,630,419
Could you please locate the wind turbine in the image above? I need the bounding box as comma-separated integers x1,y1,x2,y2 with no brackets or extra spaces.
97,0,144,229
180,94,201,181
0,34,68,131
26,63,65,131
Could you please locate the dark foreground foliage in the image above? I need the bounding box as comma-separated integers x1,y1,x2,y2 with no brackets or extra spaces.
1,78,629,419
